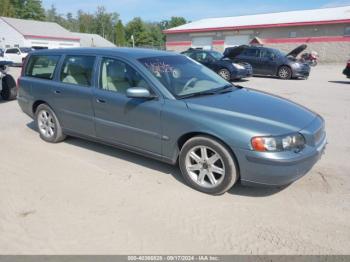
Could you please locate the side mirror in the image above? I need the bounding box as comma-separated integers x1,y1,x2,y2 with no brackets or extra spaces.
126,87,154,99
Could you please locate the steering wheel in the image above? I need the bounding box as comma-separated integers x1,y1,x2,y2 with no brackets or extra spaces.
183,77,197,91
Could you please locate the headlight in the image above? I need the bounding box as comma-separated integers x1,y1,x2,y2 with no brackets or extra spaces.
251,133,305,152
233,63,245,70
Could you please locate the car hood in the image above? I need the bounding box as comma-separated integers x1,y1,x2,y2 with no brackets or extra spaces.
185,88,316,134
286,44,307,57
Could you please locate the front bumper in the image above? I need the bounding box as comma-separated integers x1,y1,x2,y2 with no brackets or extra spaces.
234,117,326,186
293,67,310,78
233,68,253,80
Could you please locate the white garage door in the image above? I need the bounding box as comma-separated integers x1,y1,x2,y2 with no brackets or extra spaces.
192,37,213,50
224,35,250,48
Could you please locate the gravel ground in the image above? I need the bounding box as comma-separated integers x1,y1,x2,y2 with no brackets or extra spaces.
0,64,349,254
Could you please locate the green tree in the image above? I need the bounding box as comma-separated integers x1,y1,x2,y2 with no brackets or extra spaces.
14,0,46,20
115,20,126,46
145,22,164,48
0,0,16,17
77,10,95,33
160,16,187,30
94,6,119,42
125,17,153,47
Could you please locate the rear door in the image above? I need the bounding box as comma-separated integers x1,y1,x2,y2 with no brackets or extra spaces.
236,48,262,74
52,54,96,137
259,49,279,75
92,57,162,155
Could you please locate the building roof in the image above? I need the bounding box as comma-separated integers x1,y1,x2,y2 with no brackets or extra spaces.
0,17,80,41
164,6,350,34
71,32,115,47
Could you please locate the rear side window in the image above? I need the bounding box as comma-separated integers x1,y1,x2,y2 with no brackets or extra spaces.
25,55,60,80
242,48,259,58
6,48,19,54
60,55,95,87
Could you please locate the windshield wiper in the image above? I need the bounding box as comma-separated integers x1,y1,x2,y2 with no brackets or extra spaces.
179,90,217,99
179,84,235,99
215,84,235,93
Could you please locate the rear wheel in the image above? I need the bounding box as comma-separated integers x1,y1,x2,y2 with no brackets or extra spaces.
35,104,66,143
278,66,292,80
1,75,17,100
218,68,231,81
179,136,238,195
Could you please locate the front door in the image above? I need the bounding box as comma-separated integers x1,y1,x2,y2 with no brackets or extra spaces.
93,57,162,155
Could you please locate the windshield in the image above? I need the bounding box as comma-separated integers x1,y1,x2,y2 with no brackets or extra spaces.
209,51,223,60
274,49,285,57
138,55,233,98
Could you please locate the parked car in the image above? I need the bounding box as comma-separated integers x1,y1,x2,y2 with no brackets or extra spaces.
224,45,311,79
181,48,252,81
0,47,32,66
18,48,326,195
343,60,350,78
0,61,17,100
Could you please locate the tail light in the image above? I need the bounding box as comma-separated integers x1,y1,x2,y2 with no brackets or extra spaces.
347,60,350,68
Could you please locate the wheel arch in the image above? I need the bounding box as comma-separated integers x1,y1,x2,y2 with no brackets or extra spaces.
277,64,292,77
32,100,48,114
177,131,240,176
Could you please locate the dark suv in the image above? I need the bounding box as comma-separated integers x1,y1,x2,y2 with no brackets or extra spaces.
181,49,252,81
224,45,311,80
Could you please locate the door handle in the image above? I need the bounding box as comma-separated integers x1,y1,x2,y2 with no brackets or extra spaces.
54,90,61,94
96,98,106,103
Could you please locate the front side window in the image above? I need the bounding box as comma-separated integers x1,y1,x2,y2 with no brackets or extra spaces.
60,55,95,86
209,51,223,60
100,57,150,94
25,55,60,80
139,55,234,98
260,49,276,59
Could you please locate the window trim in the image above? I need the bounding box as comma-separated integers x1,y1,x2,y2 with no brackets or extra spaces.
59,54,97,87
24,54,61,80
97,56,158,97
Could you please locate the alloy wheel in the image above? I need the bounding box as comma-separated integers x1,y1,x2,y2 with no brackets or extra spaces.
38,110,56,138
185,146,226,188
219,69,230,81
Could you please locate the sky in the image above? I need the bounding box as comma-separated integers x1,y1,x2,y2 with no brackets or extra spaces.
42,0,350,23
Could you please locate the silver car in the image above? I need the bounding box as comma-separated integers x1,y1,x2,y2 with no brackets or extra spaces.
17,48,326,195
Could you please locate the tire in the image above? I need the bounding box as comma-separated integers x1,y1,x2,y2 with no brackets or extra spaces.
179,136,239,195
35,104,66,143
1,75,17,100
218,68,231,81
278,66,292,80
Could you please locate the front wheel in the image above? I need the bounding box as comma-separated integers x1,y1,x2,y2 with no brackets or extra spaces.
218,68,231,81
278,66,292,80
1,75,17,100
179,136,238,195
35,104,66,143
